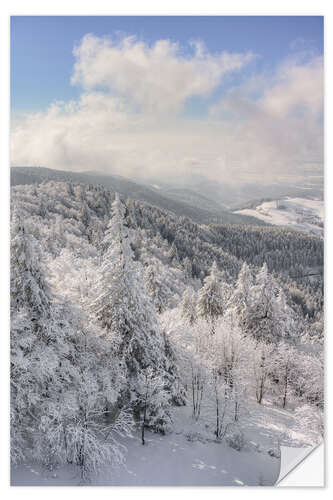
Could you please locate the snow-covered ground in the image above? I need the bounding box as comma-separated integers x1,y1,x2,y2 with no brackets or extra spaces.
11,400,315,487
235,198,324,237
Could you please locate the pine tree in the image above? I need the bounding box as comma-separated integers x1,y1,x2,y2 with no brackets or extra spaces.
243,263,296,344
230,262,253,316
243,263,274,342
168,241,179,265
10,215,67,465
91,194,171,429
144,262,166,313
183,256,193,280
162,331,186,406
181,287,197,325
136,368,171,444
274,289,297,342
196,261,224,333
11,214,52,320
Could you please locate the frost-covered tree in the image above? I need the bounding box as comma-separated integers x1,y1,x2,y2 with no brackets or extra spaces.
183,256,193,279
11,214,52,319
10,214,56,462
196,261,224,334
250,340,275,405
91,194,172,428
274,289,297,342
60,322,133,483
48,248,98,311
208,319,249,437
187,319,212,420
80,201,91,228
144,262,167,313
11,212,132,477
242,263,294,344
271,342,297,408
228,262,253,323
162,331,186,407
242,263,276,342
136,368,171,445
181,287,197,326
292,350,324,408
168,241,179,265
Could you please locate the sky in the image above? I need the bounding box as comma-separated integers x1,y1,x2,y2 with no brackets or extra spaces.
10,16,324,186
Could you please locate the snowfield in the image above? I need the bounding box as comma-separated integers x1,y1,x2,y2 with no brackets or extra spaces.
11,401,315,486
235,198,324,236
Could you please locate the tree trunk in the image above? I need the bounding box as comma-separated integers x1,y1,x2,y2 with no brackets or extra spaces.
216,393,220,438
282,370,288,409
258,377,265,404
141,419,145,446
234,400,239,422
142,386,148,445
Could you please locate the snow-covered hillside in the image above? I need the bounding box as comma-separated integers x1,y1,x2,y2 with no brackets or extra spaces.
10,182,324,487
235,198,324,237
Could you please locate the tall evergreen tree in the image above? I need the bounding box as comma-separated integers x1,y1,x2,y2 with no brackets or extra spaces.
91,194,173,427
243,263,296,343
227,262,253,330
196,261,224,333
181,287,197,326
10,214,68,464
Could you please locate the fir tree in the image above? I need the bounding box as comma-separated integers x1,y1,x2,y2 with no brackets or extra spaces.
181,287,197,326
168,241,179,265
10,215,67,464
196,261,224,333
243,263,296,343
91,194,172,430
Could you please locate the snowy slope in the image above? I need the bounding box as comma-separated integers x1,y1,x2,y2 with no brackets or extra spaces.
11,400,316,487
11,432,278,486
235,198,324,237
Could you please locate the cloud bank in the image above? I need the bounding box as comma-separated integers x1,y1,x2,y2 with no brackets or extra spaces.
11,35,323,187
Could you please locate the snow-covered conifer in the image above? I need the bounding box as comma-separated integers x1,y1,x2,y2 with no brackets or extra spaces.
168,241,179,265
144,262,167,313
243,263,287,343
196,261,224,333
181,287,197,325
136,368,172,444
11,215,67,464
91,194,172,429
183,256,193,280
228,262,253,322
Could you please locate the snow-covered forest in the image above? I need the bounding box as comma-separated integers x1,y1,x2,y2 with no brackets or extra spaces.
10,180,324,486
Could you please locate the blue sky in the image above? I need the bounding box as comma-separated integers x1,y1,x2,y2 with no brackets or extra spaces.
10,16,324,186
11,16,323,112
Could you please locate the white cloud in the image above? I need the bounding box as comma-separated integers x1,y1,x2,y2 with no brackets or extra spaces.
260,55,323,118
71,34,255,114
208,54,323,182
11,36,323,188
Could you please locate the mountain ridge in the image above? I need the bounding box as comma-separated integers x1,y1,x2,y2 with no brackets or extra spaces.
10,166,267,227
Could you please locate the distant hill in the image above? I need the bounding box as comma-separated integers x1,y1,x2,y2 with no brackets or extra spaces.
150,185,228,212
10,166,267,226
